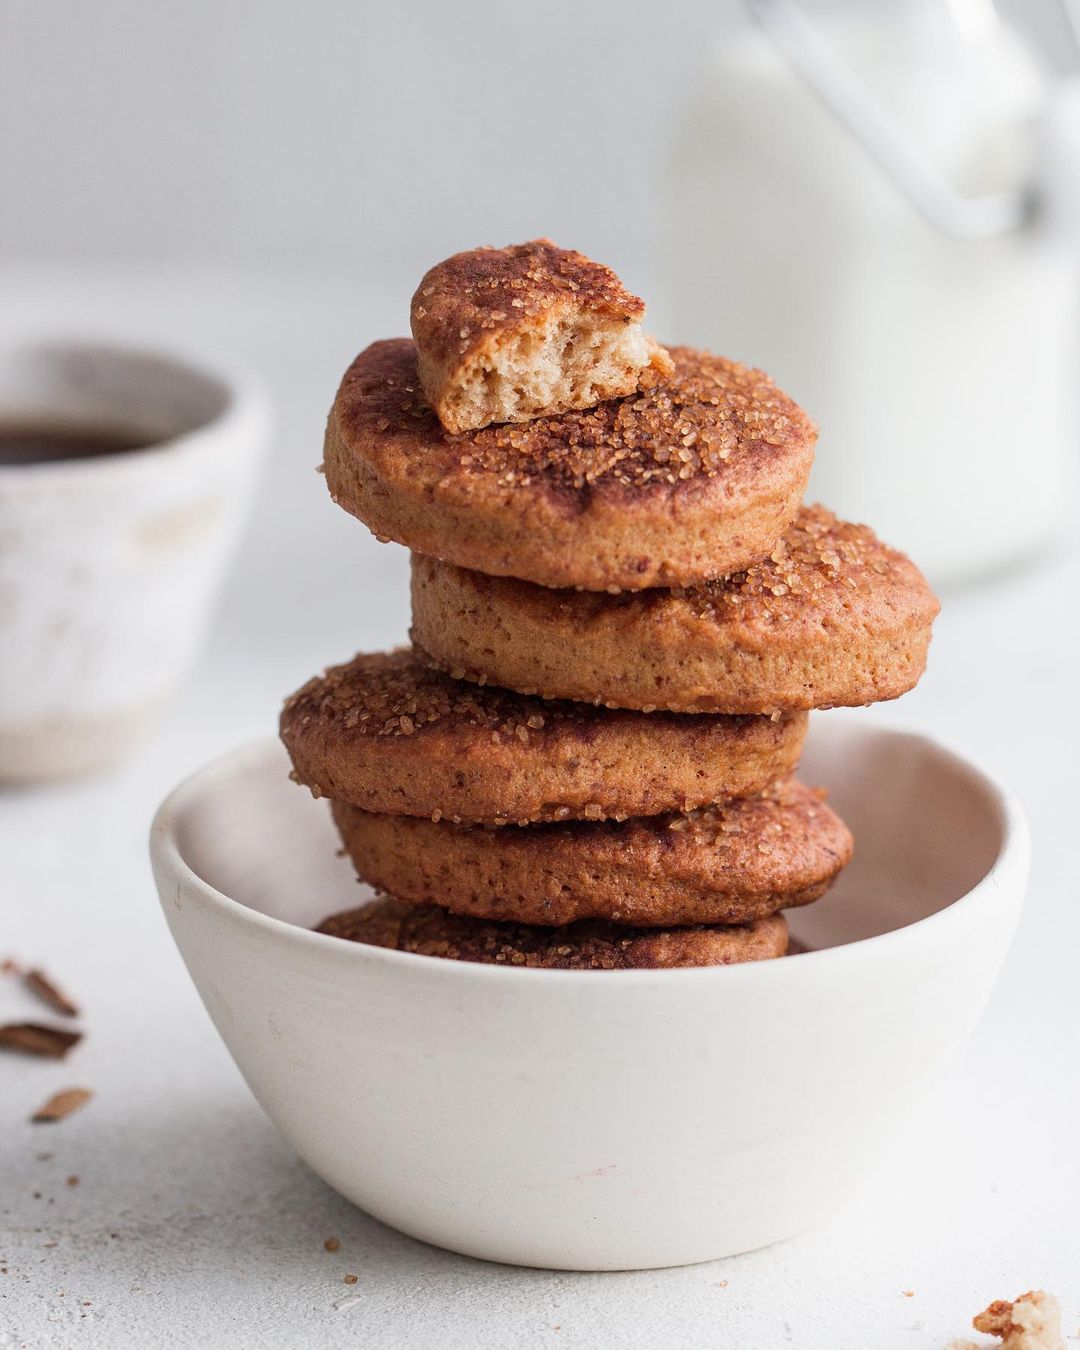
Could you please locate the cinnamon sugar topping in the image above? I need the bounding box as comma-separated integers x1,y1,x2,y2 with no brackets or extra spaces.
411,239,645,338
282,648,608,743
341,340,814,494
683,504,917,624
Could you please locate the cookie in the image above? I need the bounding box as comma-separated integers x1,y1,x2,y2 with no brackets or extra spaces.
323,340,816,591
410,239,673,434
330,779,852,927
280,648,807,825
411,505,939,714
315,895,789,969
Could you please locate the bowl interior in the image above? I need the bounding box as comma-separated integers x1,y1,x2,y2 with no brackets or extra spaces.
791,718,1005,949
167,719,1008,953
0,338,233,452
172,743,361,932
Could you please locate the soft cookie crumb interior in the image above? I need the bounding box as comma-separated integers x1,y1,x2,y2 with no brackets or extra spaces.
445,317,662,431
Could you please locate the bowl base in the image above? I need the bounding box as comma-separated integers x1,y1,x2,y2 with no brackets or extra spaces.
0,698,168,782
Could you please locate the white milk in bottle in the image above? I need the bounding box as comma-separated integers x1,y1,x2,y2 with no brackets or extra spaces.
660,0,1079,584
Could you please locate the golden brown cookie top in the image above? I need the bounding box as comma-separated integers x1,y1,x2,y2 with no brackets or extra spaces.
683,504,938,630
545,779,852,896
283,647,580,744
332,339,815,498
332,773,851,925
281,648,808,825
410,239,645,363
282,647,778,748
315,896,789,969
662,780,829,849
429,504,934,634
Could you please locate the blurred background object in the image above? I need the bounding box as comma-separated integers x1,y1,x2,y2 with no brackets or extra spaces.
0,338,267,780
663,0,1080,585
2,0,1075,612
4,1,1074,276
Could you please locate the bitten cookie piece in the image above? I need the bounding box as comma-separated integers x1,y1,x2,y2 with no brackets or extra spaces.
324,340,817,591
410,239,673,434
331,780,853,928
411,505,940,714
280,648,807,825
315,896,789,970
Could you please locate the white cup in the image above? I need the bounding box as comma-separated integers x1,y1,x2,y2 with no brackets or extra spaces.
0,337,269,781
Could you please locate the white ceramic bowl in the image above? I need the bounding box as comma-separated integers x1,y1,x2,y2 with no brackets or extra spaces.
150,720,1028,1271
0,336,269,781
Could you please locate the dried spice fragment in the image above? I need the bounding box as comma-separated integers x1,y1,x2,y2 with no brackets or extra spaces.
0,1023,82,1059
32,1087,93,1123
25,969,79,1018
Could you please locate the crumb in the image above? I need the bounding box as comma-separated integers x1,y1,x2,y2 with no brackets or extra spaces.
323,1237,340,1253
903,1290,915,1298
0,1023,82,1059
66,1175,79,1187
949,1291,1065,1350
343,1274,358,1285
24,969,79,1018
31,1087,93,1123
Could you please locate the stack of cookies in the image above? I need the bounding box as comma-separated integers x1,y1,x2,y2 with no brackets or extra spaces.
281,240,939,970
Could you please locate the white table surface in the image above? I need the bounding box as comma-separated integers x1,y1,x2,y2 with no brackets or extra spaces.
1,265,1078,1350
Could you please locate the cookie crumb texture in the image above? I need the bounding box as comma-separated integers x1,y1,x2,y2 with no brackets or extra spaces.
964,1291,1066,1350
411,504,939,713
331,779,852,928
323,339,816,590
280,648,808,824
411,239,673,434
316,894,789,969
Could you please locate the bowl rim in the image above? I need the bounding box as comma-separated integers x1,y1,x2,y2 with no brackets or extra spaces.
149,725,1030,988
0,332,271,482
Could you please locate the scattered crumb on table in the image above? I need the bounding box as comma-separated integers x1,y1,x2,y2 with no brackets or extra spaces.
31,1086,93,1123
946,1290,1066,1350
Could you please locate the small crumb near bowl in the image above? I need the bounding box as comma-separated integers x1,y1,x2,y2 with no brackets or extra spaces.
946,1289,1065,1350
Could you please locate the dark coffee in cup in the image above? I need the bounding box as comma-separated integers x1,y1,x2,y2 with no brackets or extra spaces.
0,422,158,465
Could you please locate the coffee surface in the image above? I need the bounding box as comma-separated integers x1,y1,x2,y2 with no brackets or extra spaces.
0,423,158,465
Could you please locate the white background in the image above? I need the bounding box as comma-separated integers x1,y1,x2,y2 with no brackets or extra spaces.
2,2,1080,1346
0,0,1068,286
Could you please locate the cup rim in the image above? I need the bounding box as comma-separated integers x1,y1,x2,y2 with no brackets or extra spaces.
0,333,271,480
150,727,1030,988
